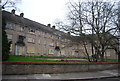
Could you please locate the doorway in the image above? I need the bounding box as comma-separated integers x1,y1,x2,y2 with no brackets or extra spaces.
15,45,25,56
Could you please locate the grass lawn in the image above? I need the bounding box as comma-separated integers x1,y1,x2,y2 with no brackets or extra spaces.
7,55,62,62
6,55,118,63
104,59,118,62
6,55,88,62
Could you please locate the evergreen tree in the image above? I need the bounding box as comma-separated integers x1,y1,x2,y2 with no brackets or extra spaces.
2,18,11,61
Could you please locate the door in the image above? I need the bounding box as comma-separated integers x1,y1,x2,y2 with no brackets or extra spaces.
15,45,24,55
19,47,23,55
15,45,19,55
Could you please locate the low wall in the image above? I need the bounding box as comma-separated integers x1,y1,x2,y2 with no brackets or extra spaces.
2,62,119,74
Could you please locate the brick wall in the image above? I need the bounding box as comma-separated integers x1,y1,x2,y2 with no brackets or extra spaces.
2,62,118,74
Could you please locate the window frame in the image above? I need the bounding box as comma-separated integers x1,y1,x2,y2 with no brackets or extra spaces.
6,22,14,29
28,37,35,43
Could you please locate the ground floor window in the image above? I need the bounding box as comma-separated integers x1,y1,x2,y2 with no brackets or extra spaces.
27,46,35,53
49,49,54,55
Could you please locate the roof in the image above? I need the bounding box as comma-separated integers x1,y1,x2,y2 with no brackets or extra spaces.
2,10,71,40
3,11,117,45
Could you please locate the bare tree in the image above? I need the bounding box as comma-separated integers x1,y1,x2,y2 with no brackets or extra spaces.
55,0,119,62
111,1,120,62
1,0,21,10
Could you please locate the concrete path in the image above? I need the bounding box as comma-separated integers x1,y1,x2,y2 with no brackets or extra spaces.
35,58,88,61
2,69,119,80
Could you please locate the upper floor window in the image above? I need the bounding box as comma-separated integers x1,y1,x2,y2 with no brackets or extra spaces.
61,45,65,48
38,39,41,44
7,34,12,40
42,32,45,37
6,23,14,29
29,28,35,34
16,35,25,46
18,35,25,42
20,27,24,32
28,37,35,43
49,43,54,47
44,40,47,45
58,36,60,39
36,30,41,36
44,32,47,38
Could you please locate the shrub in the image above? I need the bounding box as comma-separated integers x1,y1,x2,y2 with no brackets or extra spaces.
2,18,11,61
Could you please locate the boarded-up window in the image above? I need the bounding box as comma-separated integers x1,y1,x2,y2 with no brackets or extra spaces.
38,48,41,53
27,46,35,53
61,50,65,55
49,49,54,54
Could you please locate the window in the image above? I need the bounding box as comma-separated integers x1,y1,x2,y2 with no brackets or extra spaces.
18,35,25,41
27,46,35,53
44,32,47,38
6,23,14,29
10,44,12,52
55,46,60,51
16,35,25,46
58,36,60,39
20,27,24,31
7,34,12,40
36,31,41,36
106,50,111,56
38,39,40,44
28,37,35,43
49,49,54,54
61,45,65,48
44,40,47,45
29,28,35,34
49,43,54,47
42,32,45,37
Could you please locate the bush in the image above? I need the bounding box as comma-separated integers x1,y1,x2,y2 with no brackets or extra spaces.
2,18,11,61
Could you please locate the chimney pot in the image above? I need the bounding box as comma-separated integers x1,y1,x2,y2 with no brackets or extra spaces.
47,24,51,27
11,9,15,14
68,32,70,35
20,13,24,17
52,26,55,29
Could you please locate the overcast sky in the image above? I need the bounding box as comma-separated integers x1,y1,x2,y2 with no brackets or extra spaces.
15,0,70,25
3,0,119,26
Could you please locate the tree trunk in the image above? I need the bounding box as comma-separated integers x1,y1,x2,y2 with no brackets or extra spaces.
100,46,105,62
83,42,91,62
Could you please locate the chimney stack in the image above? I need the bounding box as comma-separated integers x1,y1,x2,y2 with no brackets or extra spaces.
68,32,70,35
52,25,55,29
11,9,15,14
47,24,51,27
20,13,24,17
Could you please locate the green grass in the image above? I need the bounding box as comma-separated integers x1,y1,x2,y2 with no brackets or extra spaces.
7,55,61,62
6,55,88,62
104,59,118,62
6,55,118,63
